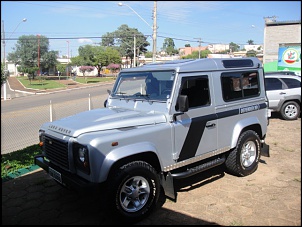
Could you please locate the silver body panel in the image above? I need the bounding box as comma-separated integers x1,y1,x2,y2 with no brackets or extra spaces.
39,58,269,184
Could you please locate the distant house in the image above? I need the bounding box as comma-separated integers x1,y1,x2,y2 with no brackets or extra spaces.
179,46,208,57
5,57,72,77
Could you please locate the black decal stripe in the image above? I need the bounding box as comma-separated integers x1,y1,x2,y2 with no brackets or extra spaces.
216,109,239,119
260,103,267,109
177,102,267,162
178,114,217,162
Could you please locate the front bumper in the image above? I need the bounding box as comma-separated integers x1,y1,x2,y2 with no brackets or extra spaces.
34,155,99,191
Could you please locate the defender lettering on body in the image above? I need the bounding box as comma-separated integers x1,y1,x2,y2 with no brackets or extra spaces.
35,57,270,223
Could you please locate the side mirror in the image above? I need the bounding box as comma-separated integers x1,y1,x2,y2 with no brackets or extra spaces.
178,95,189,112
173,95,188,121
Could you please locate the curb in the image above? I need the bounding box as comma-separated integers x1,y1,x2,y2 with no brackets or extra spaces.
2,165,41,183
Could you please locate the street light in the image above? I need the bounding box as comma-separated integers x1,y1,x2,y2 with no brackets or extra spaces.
2,18,27,67
251,25,264,42
251,24,265,53
118,2,157,63
8,18,27,39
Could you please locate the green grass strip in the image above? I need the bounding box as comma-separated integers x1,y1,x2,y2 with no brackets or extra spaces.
1,144,42,181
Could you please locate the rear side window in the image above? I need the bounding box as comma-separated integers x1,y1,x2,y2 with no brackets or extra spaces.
281,78,301,89
221,71,260,101
265,78,284,90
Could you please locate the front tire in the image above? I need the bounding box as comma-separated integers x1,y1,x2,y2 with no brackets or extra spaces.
280,101,300,120
225,130,261,177
108,161,160,223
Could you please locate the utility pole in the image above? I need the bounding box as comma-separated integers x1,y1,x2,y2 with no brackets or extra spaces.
194,38,202,59
2,20,6,101
67,40,69,77
37,34,40,75
133,35,136,67
1,20,5,67
152,1,157,63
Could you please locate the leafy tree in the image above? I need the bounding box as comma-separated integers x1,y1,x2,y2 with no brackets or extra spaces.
70,45,121,76
1,62,8,86
41,50,59,72
144,51,153,58
246,50,257,57
247,40,254,45
185,44,191,47
70,55,85,66
79,66,95,83
17,66,39,84
229,42,240,53
7,35,58,78
182,50,211,59
101,24,150,66
56,63,67,78
162,38,179,55
101,32,116,47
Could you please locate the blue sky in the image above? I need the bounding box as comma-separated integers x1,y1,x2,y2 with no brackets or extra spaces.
1,1,301,58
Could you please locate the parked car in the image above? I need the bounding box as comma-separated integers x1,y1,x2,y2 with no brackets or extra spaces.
265,71,300,76
265,73,301,120
35,58,270,222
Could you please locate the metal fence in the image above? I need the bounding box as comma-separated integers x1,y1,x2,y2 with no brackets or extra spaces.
1,94,106,154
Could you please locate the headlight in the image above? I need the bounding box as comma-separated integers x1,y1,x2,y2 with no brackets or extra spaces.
38,130,45,148
78,147,87,163
73,143,90,174
39,129,45,142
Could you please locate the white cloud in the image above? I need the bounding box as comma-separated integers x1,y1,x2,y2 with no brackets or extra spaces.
78,39,93,43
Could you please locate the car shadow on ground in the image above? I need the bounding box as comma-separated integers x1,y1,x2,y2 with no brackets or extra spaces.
2,169,220,225
270,111,301,120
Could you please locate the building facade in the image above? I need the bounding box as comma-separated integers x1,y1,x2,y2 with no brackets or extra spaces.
263,19,301,64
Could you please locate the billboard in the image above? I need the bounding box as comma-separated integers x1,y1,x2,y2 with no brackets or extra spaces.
277,44,301,75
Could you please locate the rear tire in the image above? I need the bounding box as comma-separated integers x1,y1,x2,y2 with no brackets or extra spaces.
107,161,160,223
225,130,261,177
280,101,300,120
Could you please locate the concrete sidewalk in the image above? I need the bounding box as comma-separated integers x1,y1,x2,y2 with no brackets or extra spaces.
6,76,97,93
1,77,109,100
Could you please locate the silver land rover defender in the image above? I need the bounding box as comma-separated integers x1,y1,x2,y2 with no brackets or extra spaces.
35,57,270,222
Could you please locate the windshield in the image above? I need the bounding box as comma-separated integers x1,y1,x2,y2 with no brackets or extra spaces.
111,70,175,102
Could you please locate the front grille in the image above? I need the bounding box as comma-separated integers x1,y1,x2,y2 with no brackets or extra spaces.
44,136,69,170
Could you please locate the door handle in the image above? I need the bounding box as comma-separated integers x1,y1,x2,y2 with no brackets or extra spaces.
206,123,216,128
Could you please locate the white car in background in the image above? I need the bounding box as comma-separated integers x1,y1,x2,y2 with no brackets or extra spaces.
265,73,301,120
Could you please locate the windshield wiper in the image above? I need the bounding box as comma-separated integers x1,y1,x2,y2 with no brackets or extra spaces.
114,92,127,96
135,94,150,98
136,94,149,97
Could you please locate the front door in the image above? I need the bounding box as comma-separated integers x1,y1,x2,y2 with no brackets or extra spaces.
173,75,218,162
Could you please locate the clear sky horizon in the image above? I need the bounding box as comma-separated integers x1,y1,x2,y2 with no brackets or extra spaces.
1,1,301,58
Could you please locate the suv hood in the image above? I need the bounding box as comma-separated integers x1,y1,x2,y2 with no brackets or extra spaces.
44,107,167,137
